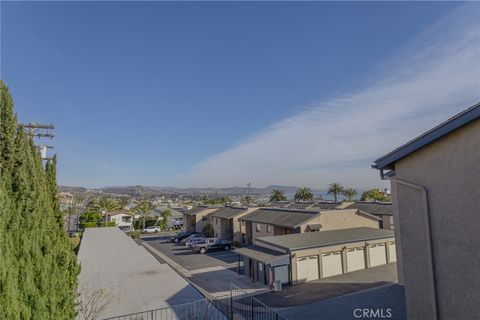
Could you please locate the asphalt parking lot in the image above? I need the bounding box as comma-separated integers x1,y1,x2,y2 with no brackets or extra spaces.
143,235,239,271
255,263,398,308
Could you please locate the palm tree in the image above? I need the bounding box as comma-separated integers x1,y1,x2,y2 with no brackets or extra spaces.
327,182,344,202
158,209,172,230
343,188,358,201
90,197,121,226
270,189,287,202
294,187,313,202
131,200,154,231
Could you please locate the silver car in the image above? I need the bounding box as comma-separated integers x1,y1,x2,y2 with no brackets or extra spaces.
185,236,205,248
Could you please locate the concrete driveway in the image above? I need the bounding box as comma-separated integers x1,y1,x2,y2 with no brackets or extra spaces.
255,263,398,308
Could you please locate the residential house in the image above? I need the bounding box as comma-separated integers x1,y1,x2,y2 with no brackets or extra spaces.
345,201,394,230
209,206,257,243
105,211,134,231
373,102,480,320
235,227,395,286
183,205,222,233
239,207,380,244
146,207,184,229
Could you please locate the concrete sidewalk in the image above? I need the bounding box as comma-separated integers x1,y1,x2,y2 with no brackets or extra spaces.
77,228,203,319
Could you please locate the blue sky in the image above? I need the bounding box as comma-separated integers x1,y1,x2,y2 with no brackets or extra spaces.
1,2,479,189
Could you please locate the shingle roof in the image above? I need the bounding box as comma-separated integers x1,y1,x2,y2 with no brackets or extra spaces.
287,202,314,209
312,202,343,210
374,101,480,170
257,227,394,251
184,205,212,216
345,202,393,216
239,208,318,228
212,206,248,219
269,201,291,208
233,245,288,264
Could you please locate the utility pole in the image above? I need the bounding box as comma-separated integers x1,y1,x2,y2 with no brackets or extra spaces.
21,122,55,160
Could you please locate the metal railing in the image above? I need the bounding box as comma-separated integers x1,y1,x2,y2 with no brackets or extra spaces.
103,299,228,320
103,285,288,320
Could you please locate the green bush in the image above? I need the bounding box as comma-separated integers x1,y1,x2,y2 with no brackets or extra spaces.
81,222,98,228
202,223,214,237
127,230,141,239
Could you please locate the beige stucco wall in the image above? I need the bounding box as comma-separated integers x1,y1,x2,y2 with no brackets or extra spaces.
194,208,219,234
252,222,275,240
298,209,379,232
390,119,480,320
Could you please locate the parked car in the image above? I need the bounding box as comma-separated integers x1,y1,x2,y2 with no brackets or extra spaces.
170,231,200,243
181,233,203,244
143,226,161,233
185,235,205,248
192,238,231,254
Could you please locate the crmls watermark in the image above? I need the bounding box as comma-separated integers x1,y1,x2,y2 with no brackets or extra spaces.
353,308,392,319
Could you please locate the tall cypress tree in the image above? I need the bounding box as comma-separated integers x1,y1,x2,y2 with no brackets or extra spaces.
0,80,79,319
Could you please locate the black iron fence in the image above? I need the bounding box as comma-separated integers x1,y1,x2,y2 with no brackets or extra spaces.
103,299,228,320
103,285,287,320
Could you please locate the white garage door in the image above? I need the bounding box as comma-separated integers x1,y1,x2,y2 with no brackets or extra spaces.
346,247,365,272
321,252,343,278
388,243,397,262
296,255,319,282
370,243,387,267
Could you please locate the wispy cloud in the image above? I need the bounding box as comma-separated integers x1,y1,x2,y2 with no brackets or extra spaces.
185,4,480,189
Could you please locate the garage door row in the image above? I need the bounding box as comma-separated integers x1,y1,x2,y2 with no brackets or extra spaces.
296,242,396,282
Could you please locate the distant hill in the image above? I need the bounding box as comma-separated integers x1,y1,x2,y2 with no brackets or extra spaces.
58,184,319,198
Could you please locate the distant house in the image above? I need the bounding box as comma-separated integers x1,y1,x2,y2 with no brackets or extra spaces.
183,205,222,233
373,102,480,320
105,211,134,231
344,201,394,230
235,227,395,286
239,207,380,244
146,207,184,229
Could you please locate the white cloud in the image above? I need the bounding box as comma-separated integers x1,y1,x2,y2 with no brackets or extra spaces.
186,4,480,189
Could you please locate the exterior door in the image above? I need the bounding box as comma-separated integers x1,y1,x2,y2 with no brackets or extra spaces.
321,252,343,278
296,255,319,282
388,242,397,262
346,247,366,272
369,243,387,267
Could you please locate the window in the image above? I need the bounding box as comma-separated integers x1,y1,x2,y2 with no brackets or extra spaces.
215,218,219,225
267,225,272,233
256,224,261,232
201,216,207,222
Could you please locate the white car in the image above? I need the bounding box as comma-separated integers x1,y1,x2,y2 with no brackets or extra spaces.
143,226,161,233
185,236,205,248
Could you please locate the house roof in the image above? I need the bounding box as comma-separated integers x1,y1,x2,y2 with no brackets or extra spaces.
345,202,393,216
374,101,480,170
269,201,291,208
312,202,343,210
105,211,131,216
233,245,288,264
147,208,183,218
239,208,319,228
184,205,221,216
256,227,394,251
212,206,248,219
287,202,314,209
